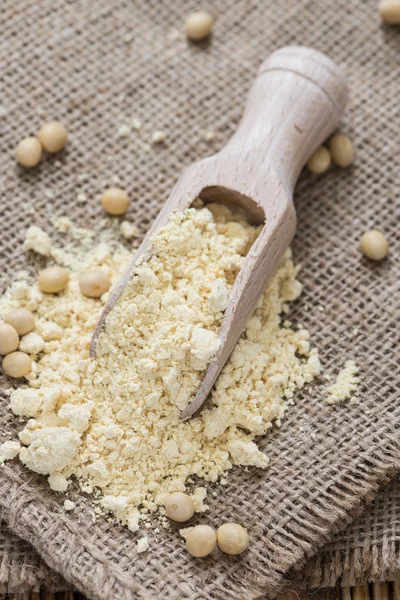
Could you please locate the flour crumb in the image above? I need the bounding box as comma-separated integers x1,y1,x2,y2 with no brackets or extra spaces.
151,130,165,144
76,192,87,204
48,472,69,492
179,526,193,539
208,280,228,313
227,440,269,468
64,499,76,511
19,427,81,475
10,388,42,418
24,226,52,256
190,327,220,370
120,221,139,239
53,217,73,233
19,332,45,355
10,281,30,300
326,360,359,405
39,321,63,342
117,124,131,137
0,440,21,463
127,512,141,532
58,403,93,433
137,536,149,553
191,487,208,512
101,495,130,513
204,130,216,142
131,118,141,130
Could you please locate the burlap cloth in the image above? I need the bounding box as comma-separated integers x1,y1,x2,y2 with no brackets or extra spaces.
0,0,399,598
2,477,400,595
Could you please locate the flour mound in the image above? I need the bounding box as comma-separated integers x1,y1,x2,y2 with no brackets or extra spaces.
0,204,320,528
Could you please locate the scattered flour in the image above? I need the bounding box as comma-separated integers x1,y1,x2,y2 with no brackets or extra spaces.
0,440,21,463
52,217,73,233
24,226,52,256
137,536,149,553
64,499,76,511
0,203,321,529
131,118,141,130
19,332,46,355
326,360,359,404
48,472,69,492
203,130,216,142
76,192,88,204
117,124,131,137
151,130,166,144
120,221,139,239
191,487,208,513
179,527,193,540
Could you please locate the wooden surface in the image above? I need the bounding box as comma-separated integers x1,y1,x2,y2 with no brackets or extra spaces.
2,582,400,599
91,45,348,420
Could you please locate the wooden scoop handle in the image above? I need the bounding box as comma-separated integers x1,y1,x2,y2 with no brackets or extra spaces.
220,46,348,200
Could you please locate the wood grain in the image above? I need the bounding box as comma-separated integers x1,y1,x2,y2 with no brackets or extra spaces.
372,582,389,600
353,585,371,600
394,580,400,600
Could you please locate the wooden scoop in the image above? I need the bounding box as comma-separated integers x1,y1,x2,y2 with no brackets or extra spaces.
91,46,348,420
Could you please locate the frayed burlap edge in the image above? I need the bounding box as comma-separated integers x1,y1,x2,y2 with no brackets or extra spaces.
3,475,400,597
295,541,400,591
2,440,400,600
4,476,400,595
292,476,400,591
0,521,69,594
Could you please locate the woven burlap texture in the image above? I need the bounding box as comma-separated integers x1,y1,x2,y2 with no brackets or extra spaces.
294,477,400,591
3,477,400,595
0,521,69,595
0,0,399,599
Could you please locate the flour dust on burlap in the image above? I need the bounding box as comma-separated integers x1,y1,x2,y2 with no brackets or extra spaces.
0,203,321,533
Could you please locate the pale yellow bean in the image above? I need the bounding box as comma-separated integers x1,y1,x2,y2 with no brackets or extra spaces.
101,188,130,215
38,121,67,153
329,134,355,167
217,523,249,555
185,11,213,41
186,525,216,557
379,0,400,23
38,266,70,293
0,323,19,355
79,268,111,298
3,351,32,378
165,492,195,522
16,137,42,167
5,309,35,335
307,147,331,174
360,230,389,260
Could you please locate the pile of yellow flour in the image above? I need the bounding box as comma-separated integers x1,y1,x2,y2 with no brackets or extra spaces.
0,203,320,529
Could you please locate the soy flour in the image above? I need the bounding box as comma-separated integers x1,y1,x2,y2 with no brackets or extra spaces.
0,203,321,530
